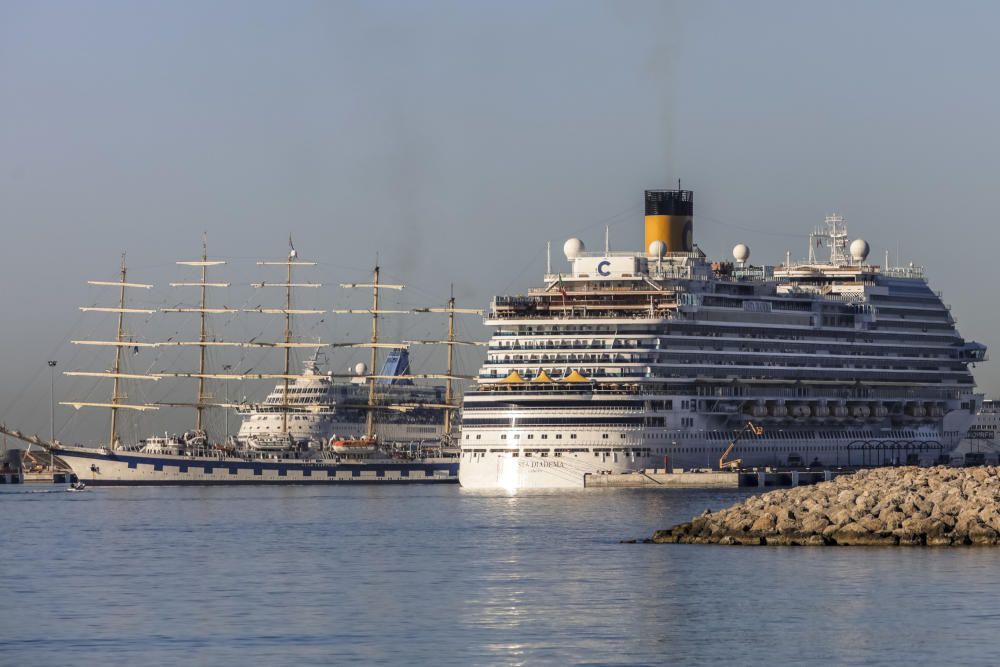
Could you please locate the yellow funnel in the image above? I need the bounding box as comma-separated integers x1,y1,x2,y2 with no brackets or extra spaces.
645,189,694,253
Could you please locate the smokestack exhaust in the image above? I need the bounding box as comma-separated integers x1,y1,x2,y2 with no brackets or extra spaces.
645,189,693,253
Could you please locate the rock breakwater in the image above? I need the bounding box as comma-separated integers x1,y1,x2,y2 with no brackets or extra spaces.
652,466,1000,546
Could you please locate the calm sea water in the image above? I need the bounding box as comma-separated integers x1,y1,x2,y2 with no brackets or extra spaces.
2,485,999,666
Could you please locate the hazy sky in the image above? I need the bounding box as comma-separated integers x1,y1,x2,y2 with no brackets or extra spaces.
2,0,999,442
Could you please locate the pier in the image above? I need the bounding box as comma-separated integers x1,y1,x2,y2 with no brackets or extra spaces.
585,467,858,489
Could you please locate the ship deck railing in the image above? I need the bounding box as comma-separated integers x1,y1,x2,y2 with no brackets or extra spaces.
468,384,964,401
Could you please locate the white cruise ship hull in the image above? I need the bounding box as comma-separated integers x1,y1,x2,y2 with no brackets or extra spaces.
51,445,458,485
459,416,974,490
460,448,658,489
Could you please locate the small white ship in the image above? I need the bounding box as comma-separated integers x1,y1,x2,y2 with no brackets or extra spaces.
14,241,480,485
459,188,987,489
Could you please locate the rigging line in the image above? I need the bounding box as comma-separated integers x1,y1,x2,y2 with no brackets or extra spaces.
695,213,811,239
569,202,644,236
0,297,97,422
499,244,547,295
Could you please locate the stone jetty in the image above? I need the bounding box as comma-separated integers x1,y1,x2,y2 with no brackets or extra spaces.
652,466,1000,546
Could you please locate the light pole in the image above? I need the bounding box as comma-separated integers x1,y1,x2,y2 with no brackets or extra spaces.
48,360,57,473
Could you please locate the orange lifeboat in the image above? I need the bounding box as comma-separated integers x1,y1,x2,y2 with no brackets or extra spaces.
331,437,377,455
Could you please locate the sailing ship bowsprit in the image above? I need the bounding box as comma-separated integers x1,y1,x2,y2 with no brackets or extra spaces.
35,243,481,485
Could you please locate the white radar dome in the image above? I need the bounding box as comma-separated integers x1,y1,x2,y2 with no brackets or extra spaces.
563,238,585,259
733,244,751,263
850,238,870,263
648,240,666,258
353,362,368,376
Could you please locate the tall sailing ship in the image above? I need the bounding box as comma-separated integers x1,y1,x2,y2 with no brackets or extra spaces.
28,242,479,485
458,188,988,489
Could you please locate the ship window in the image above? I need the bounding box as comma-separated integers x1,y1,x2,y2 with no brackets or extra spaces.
254,468,263,476
570,434,577,439
555,434,562,439
229,467,238,475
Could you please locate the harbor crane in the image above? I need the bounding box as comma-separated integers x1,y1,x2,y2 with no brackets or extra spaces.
719,421,764,470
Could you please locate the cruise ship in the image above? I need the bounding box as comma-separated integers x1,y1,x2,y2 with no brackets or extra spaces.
234,350,446,450
459,188,987,489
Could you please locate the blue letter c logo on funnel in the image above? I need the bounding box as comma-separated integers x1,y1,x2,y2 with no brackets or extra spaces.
597,260,611,276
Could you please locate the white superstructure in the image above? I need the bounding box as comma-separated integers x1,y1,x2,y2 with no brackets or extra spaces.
234,352,446,450
459,189,987,489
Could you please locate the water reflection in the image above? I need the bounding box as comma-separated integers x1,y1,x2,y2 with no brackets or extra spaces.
2,486,999,665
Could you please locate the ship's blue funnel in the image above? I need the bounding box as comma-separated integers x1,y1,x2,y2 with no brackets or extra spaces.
377,349,413,385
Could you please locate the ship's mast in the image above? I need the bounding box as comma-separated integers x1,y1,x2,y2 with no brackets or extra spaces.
64,255,160,449
284,251,293,434
251,239,322,437
406,299,485,438
161,238,231,435
337,277,481,441
366,266,380,439
444,290,455,437
197,241,209,431
108,255,128,449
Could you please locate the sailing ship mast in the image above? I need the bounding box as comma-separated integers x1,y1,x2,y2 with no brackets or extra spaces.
153,241,327,430
339,268,482,440
407,295,484,437
64,254,159,450
161,237,230,433
444,293,456,436
337,266,406,440
252,239,324,435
